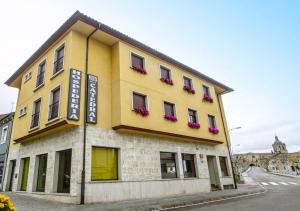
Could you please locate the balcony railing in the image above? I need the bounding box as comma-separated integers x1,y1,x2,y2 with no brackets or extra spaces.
36,72,45,87
53,56,64,74
48,101,59,120
30,112,40,129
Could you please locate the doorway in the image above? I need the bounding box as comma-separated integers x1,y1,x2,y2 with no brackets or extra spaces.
7,160,16,191
57,149,72,193
36,154,48,192
207,155,221,191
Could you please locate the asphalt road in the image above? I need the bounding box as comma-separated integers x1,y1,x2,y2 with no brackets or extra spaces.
183,167,300,211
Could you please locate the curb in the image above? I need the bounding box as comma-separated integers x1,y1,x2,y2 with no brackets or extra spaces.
150,188,266,211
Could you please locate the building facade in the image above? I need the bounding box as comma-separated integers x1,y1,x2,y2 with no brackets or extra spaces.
0,112,14,190
4,11,234,203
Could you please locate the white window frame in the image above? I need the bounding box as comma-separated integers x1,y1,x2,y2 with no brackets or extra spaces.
131,91,149,111
207,114,217,128
36,60,47,88
29,97,42,130
130,51,146,69
162,101,176,117
0,126,8,144
159,65,172,80
187,108,199,123
52,43,65,76
19,106,27,118
183,76,193,88
24,71,32,83
47,85,61,122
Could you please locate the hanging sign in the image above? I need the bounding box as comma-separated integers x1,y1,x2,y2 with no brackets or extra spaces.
67,69,82,121
87,74,98,124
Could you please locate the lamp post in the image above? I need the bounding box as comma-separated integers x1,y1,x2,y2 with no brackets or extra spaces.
228,126,242,189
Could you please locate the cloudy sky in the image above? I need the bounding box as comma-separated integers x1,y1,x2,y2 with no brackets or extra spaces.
0,0,299,153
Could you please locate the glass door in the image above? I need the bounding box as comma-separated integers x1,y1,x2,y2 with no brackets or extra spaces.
36,154,48,192
57,149,72,193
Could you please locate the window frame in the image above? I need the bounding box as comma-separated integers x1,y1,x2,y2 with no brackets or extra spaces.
130,52,145,70
219,156,230,177
163,101,176,117
183,76,193,89
188,108,198,123
181,153,196,178
30,97,42,130
91,146,119,181
132,91,148,111
52,44,65,76
0,126,8,144
202,85,211,97
24,71,32,83
36,60,46,88
48,85,61,122
19,106,27,118
160,65,172,80
160,151,178,179
208,114,217,128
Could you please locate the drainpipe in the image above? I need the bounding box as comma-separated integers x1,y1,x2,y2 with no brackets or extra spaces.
216,92,237,189
80,27,98,205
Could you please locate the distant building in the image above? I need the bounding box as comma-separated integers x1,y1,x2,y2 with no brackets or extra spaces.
233,136,300,175
0,112,14,190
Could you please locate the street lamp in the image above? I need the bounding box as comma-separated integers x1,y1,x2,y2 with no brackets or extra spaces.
227,126,242,189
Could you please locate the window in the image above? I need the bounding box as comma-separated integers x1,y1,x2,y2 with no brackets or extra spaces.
24,71,32,82
53,45,64,74
182,154,196,178
91,147,118,180
20,157,30,191
36,61,46,87
0,126,8,144
183,76,192,89
131,53,144,70
133,92,147,110
30,99,41,129
48,87,60,120
160,152,177,179
208,115,216,128
219,156,229,177
188,109,198,123
19,107,27,117
164,102,175,116
160,66,171,80
203,85,210,97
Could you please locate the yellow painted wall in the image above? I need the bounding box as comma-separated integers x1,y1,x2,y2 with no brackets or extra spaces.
11,31,72,141
10,28,230,145
116,42,227,143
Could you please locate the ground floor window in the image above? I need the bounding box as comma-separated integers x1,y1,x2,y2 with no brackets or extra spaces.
20,157,30,191
57,149,72,193
36,154,48,192
91,147,118,180
0,161,4,184
219,156,229,176
160,152,177,179
182,153,196,178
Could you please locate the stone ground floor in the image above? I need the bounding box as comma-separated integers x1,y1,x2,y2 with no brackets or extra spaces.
3,126,234,204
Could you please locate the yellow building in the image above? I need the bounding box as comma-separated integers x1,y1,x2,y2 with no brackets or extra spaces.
4,11,234,203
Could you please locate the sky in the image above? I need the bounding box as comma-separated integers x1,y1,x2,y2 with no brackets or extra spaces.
0,0,299,154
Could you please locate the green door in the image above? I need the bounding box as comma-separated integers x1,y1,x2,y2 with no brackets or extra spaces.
20,158,30,191
36,154,48,192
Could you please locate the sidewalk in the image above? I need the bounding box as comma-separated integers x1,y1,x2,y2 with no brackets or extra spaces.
5,185,265,211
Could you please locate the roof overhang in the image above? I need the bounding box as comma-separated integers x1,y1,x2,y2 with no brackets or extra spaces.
5,11,233,93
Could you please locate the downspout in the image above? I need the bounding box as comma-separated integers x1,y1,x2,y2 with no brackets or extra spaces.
80,27,98,204
217,92,238,189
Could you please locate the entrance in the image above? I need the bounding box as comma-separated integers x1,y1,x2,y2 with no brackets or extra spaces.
207,155,221,191
57,149,72,193
36,154,48,192
8,160,16,191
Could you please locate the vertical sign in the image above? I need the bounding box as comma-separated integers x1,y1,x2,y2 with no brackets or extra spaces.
87,74,98,124
67,69,82,121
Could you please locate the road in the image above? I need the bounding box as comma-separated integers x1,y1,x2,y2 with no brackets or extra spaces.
183,167,300,211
